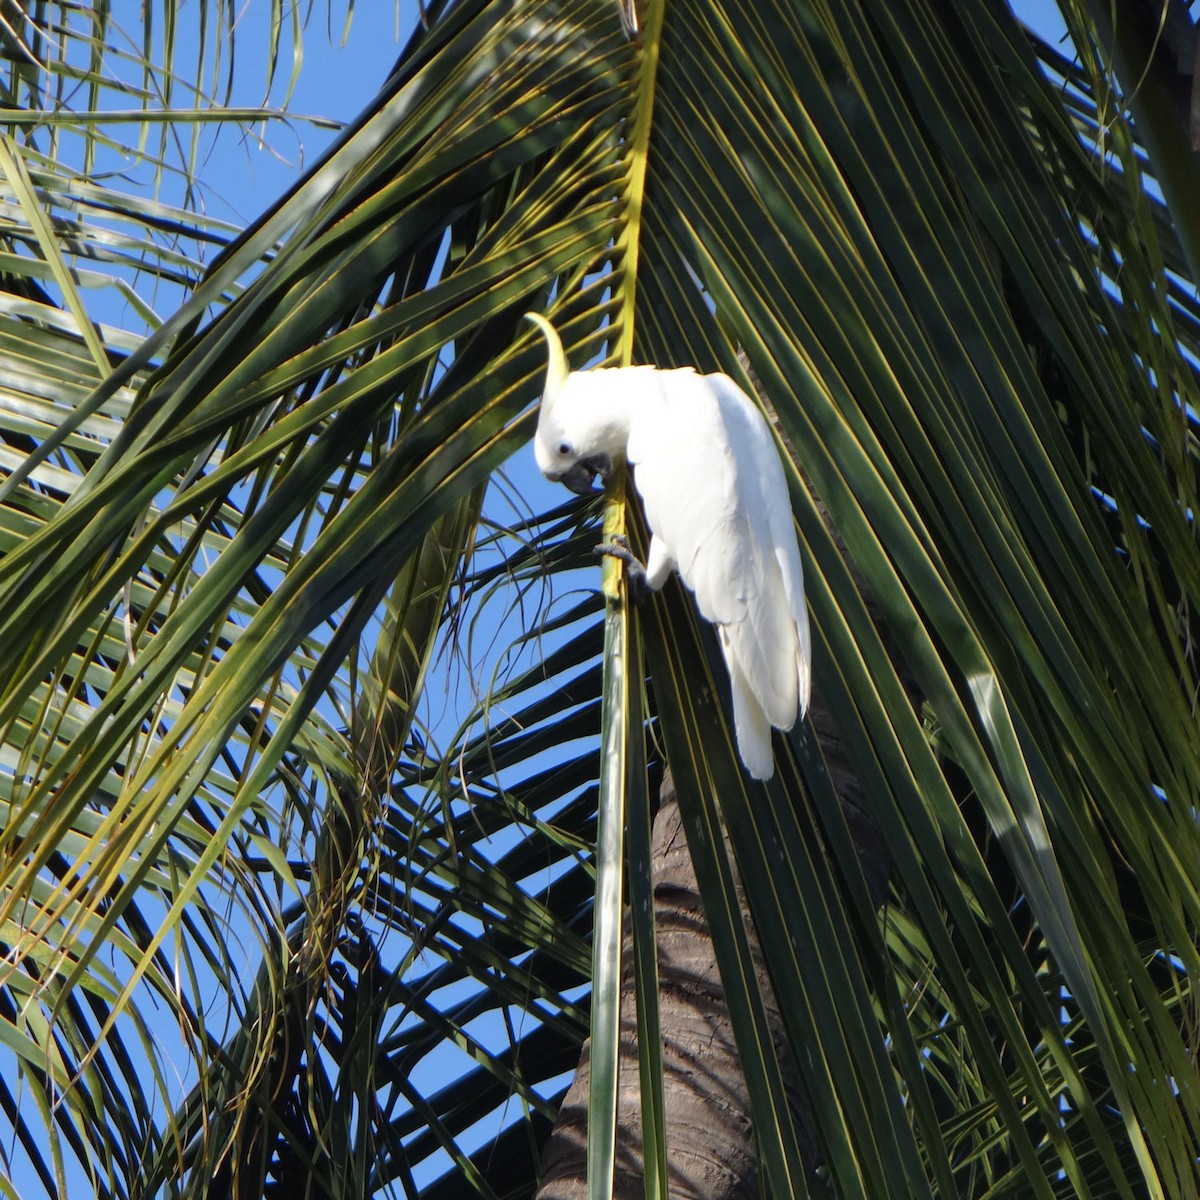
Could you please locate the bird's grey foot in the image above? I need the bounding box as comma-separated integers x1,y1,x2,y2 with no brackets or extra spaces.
595,533,651,606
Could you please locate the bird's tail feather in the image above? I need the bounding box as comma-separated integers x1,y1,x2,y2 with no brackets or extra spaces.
797,625,811,717
724,633,775,779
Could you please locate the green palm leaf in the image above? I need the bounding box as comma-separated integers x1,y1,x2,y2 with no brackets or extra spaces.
2,0,1200,1196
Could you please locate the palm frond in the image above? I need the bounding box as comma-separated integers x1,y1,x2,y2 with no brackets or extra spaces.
3,0,1200,1195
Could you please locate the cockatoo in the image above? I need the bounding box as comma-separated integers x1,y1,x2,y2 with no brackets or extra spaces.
526,313,811,780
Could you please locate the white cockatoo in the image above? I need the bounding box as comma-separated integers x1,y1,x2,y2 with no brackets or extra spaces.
526,313,811,779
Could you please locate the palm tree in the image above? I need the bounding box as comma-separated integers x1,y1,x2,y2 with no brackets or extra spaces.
2,0,1200,1195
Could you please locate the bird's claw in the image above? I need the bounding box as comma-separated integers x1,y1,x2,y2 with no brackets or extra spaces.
594,534,651,606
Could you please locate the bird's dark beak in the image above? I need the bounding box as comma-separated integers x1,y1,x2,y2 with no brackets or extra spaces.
557,453,614,496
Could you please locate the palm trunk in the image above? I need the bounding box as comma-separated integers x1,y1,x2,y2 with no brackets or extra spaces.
535,769,791,1200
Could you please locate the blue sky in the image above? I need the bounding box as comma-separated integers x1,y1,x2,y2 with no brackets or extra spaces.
120,0,419,223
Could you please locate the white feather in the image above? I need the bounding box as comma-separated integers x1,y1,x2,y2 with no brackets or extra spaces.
721,628,775,780
533,356,810,780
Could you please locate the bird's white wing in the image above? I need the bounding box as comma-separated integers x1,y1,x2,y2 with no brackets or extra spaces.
715,374,812,718
628,370,808,735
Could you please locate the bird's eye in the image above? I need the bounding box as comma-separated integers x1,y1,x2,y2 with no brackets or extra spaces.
558,441,572,457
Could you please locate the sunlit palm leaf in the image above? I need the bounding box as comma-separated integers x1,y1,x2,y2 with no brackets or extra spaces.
0,1,629,1193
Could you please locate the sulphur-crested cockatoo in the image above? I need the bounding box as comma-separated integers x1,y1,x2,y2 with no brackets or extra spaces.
526,313,811,780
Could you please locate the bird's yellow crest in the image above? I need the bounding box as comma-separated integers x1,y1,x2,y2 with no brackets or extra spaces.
523,312,569,412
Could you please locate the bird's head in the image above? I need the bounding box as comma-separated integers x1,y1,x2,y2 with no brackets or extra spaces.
526,312,617,496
